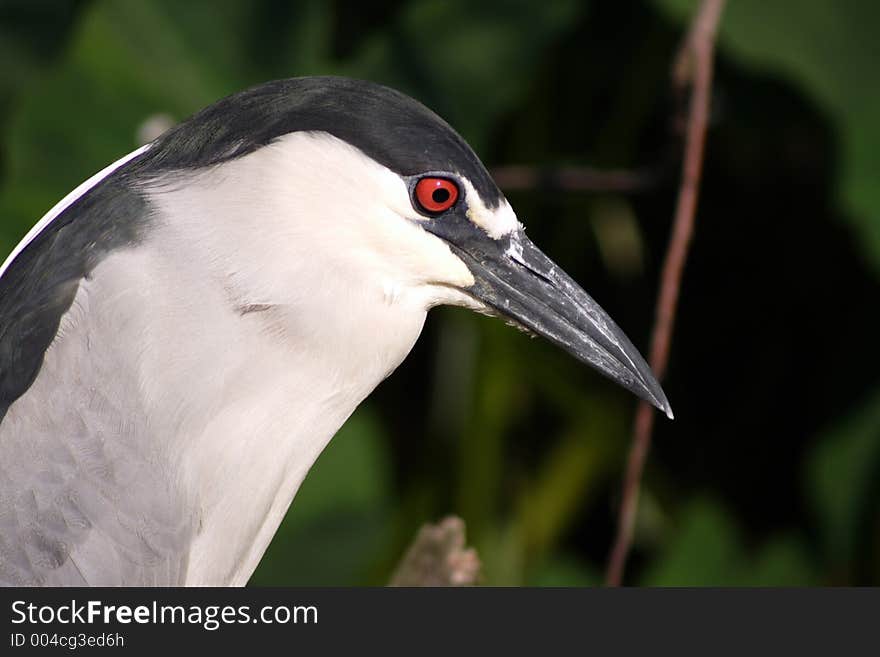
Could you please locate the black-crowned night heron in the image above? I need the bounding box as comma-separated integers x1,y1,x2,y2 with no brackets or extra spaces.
0,77,671,586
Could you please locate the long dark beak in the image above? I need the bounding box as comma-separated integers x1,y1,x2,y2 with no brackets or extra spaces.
425,215,673,418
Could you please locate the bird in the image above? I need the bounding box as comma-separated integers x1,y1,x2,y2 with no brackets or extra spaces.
0,76,672,586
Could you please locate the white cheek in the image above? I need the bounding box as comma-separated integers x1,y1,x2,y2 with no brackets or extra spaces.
371,217,476,296
363,181,475,293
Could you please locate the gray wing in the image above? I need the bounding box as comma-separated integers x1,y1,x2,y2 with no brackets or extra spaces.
0,369,195,586
0,172,195,586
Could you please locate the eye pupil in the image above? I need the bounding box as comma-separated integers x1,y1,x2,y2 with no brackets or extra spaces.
413,176,459,214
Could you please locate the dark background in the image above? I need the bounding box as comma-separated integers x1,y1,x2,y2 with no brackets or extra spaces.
1,0,878,585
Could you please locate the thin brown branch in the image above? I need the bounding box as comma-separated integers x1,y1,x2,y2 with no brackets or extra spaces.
491,165,659,193
605,0,726,587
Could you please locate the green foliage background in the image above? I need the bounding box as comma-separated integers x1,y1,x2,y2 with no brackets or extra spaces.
1,0,878,585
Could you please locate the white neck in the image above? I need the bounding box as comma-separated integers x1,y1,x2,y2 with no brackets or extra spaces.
125,135,439,584
7,132,477,585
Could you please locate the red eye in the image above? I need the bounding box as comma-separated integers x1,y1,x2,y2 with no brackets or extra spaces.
414,177,459,214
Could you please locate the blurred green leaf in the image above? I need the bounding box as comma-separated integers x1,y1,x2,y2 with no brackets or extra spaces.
455,319,524,540
0,1,86,129
641,497,746,586
529,552,601,586
0,0,241,250
515,413,622,560
642,497,816,585
655,0,880,271
344,0,584,151
806,387,880,573
739,537,817,586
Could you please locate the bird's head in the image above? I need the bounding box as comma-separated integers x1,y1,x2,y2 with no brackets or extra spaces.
138,76,672,417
